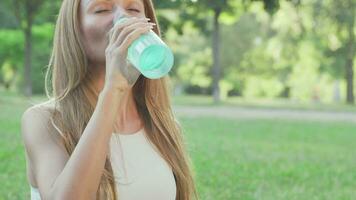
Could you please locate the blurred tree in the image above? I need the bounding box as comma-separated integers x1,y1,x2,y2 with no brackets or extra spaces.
220,8,270,97
240,1,305,99
1,0,61,95
155,0,287,103
220,0,341,102
31,23,55,94
0,29,24,90
171,0,240,103
166,23,213,95
0,1,18,29
2,0,46,96
313,0,355,104
0,24,54,94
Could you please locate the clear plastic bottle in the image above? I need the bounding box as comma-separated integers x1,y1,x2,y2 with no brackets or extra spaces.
114,17,174,80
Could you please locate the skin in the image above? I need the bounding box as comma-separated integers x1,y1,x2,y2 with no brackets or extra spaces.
21,0,156,199
80,0,155,134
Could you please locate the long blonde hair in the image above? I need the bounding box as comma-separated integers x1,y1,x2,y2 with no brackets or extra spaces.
44,0,198,199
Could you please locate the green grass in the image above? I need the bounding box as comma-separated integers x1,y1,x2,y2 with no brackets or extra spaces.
1,90,356,199
0,92,31,199
182,117,356,200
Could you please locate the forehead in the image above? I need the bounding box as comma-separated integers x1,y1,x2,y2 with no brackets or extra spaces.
84,0,143,5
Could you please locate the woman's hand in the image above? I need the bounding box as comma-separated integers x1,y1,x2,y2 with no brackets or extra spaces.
104,17,154,92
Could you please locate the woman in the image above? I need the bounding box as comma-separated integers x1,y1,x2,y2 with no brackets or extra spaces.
21,0,198,199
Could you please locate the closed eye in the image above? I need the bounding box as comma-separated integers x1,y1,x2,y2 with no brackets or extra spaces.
128,8,140,13
95,10,111,13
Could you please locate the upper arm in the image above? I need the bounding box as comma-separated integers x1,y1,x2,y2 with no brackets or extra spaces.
21,105,70,199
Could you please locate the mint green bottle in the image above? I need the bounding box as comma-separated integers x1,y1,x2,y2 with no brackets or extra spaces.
115,17,174,79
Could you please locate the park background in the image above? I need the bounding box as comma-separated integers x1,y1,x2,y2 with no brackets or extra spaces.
0,0,355,199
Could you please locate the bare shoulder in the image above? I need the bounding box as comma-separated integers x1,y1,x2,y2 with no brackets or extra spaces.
21,100,61,145
21,100,69,189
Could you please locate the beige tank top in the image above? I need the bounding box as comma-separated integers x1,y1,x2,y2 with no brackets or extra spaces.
30,128,177,200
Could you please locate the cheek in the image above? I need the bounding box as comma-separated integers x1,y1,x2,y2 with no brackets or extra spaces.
81,19,112,60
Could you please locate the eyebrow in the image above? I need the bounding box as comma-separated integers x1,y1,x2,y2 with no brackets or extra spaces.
86,0,143,7
86,0,109,7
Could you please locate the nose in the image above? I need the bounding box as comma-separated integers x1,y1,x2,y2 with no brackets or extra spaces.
112,5,129,23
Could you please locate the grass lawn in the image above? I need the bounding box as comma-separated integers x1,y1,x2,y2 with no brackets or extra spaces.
1,90,355,199
182,117,356,200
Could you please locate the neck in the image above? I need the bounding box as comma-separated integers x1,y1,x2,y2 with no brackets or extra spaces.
115,89,143,133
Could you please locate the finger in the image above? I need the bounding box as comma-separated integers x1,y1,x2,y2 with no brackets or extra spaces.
110,18,150,45
113,22,155,47
119,26,153,51
109,17,149,45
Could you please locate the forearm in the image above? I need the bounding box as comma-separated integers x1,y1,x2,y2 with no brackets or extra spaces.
49,88,122,199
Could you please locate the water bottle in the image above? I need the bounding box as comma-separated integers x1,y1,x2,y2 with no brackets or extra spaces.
114,17,174,80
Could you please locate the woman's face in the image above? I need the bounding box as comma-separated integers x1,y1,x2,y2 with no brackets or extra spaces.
79,0,146,66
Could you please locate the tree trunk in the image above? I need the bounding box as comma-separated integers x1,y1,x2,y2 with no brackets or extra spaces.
23,23,33,96
345,2,355,104
345,56,354,104
212,8,221,104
